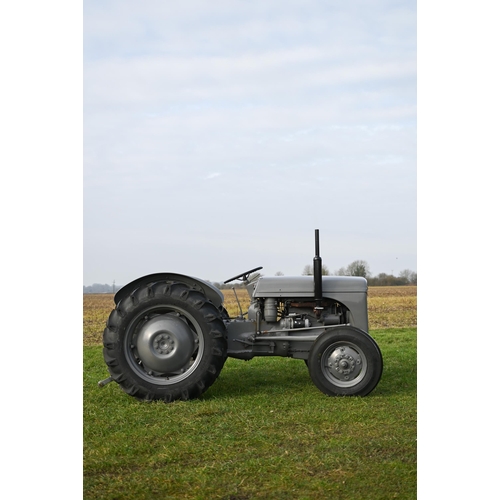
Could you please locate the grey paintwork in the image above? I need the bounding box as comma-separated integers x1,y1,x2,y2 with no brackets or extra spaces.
222,274,370,361
251,276,369,332
113,272,369,361
252,276,367,296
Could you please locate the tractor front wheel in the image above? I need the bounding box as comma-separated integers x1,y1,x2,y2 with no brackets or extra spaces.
102,281,227,402
307,327,383,397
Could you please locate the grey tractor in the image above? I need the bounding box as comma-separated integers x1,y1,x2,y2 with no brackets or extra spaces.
100,230,383,401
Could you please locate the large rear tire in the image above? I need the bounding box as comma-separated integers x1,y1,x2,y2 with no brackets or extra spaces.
103,281,227,402
307,326,382,396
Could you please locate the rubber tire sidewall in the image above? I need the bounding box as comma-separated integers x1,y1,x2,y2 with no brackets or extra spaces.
307,326,383,397
103,282,227,402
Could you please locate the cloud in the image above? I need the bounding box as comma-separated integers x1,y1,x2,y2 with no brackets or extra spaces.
205,172,221,180
83,1,417,285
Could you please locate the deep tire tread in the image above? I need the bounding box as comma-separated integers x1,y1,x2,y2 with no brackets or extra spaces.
102,281,227,402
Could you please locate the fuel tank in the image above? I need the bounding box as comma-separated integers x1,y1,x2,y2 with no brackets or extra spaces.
252,276,367,297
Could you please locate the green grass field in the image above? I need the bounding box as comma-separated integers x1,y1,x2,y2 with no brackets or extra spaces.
84,318,416,499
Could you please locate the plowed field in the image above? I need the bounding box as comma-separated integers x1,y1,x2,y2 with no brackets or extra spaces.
83,286,416,345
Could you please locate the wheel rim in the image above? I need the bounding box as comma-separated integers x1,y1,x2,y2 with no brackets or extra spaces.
124,305,205,385
320,341,367,388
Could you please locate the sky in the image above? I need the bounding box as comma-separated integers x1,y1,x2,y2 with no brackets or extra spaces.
83,0,417,286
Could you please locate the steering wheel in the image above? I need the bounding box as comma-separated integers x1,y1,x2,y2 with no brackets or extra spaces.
223,266,263,284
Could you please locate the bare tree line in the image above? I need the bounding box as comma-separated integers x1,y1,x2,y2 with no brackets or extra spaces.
84,260,416,293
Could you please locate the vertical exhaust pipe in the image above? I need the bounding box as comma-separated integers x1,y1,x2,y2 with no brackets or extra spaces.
313,229,323,309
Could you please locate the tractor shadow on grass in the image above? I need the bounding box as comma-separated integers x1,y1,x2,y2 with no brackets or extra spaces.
202,358,314,401
203,356,416,401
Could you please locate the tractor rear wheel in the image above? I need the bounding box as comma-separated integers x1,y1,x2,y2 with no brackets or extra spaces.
307,326,382,397
102,281,227,402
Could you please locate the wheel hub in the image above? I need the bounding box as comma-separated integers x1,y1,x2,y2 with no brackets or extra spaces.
153,334,176,355
135,314,195,373
327,345,363,382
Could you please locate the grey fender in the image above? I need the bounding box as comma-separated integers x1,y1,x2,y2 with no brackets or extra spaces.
113,273,224,308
